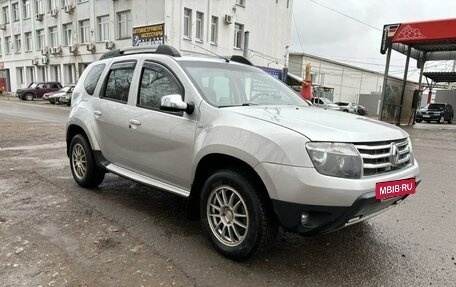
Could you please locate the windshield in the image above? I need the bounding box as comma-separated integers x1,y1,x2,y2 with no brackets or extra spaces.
60,86,73,92
320,98,333,104
28,83,38,88
179,61,308,107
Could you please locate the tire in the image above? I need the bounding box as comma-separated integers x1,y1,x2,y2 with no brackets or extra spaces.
24,93,34,101
50,99,55,104
200,169,278,261
69,134,105,188
415,119,422,123
438,116,445,124
449,117,453,124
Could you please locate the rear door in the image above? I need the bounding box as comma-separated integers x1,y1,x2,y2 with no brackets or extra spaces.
90,61,139,166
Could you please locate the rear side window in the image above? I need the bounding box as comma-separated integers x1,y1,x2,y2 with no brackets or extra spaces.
84,64,106,95
103,62,136,103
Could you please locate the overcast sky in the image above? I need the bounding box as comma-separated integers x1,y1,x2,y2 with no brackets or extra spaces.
290,0,456,80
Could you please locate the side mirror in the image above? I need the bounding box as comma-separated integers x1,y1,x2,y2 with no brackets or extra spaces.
160,94,194,114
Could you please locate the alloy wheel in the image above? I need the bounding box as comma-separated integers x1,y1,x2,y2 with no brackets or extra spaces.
207,186,249,247
71,143,87,180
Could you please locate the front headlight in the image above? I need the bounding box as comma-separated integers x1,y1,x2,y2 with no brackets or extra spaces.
306,142,362,179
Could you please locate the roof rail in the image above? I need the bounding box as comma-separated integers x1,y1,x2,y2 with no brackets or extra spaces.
230,55,252,66
99,44,181,60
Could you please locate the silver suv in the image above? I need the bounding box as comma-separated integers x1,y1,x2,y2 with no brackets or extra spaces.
66,45,421,260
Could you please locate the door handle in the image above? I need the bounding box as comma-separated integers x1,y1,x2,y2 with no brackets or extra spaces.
129,119,141,129
94,110,102,118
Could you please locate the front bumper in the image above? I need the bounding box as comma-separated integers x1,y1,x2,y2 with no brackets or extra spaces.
271,189,417,234
416,114,442,121
255,160,421,234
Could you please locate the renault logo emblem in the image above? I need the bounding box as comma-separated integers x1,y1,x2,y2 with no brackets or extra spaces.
390,143,400,167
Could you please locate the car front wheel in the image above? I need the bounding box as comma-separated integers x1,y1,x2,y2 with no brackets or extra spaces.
200,169,278,261
69,135,105,188
438,116,445,124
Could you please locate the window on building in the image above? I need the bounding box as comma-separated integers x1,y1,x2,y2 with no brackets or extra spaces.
183,8,192,39
26,66,34,83
236,0,245,6
37,66,46,81
48,0,57,10
17,67,24,84
63,23,72,45
5,36,11,54
49,26,58,47
103,62,136,103
25,32,32,51
117,10,131,39
35,0,43,14
50,65,60,82
234,23,244,49
23,0,31,18
12,3,19,22
97,15,110,42
210,16,218,45
79,19,90,44
138,62,184,112
36,29,44,50
14,34,21,53
3,6,10,24
195,12,204,42
64,64,75,84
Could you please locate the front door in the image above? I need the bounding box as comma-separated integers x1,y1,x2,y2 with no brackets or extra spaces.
123,61,197,190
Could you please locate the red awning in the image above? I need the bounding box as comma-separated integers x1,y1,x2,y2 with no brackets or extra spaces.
392,18,456,45
382,18,456,63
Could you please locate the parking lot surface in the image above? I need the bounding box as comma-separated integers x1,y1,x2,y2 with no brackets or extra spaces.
1,98,455,286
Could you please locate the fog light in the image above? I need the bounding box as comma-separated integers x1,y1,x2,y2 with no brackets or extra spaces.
301,212,310,225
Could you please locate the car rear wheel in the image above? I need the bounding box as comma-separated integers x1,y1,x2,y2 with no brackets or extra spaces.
415,119,422,123
69,135,105,188
200,169,278,261
24,93,34,101
449,116,453,124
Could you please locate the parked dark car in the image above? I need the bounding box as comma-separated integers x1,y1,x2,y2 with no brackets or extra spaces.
334,102,356,113
416,103,454,124
17,82,63,101
355,104,368,116
43,85,75,104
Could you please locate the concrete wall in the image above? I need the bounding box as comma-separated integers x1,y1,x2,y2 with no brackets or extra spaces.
435,90,456,108
359,92,381,116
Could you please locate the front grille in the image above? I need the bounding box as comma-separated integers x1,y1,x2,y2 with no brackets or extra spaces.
354,138,412,177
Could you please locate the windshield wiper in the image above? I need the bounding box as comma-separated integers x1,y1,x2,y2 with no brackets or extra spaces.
219,103,259,108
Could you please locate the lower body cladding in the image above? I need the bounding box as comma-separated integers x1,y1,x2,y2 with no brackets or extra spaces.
255,161,421,235
272,192,411,234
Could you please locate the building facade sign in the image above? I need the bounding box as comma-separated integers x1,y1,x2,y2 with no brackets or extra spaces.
132,23,165,47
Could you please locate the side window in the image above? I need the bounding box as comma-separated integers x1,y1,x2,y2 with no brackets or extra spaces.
103,62,136,103
137,62,183,111
37,83,45,89
84,63,106,95
51,83,59,88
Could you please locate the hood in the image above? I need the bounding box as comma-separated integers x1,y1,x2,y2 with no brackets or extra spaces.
228,106,408,142
45,91,65,97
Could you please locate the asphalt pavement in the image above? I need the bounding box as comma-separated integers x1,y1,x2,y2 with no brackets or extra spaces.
0,98,455,286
